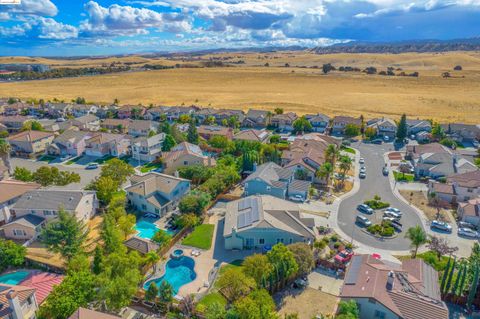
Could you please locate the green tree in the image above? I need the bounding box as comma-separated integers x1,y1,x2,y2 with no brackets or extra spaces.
243,254,273,287
41,209,87,260
432,123,445,140
444,256,456,295
292,116,313,134
204,116,216,125
101,216,124,254
13,166,33,182
405,225,427,258
21,120,43,131
467,263,479,309
175,213,200,229
0,239,26,272
269,134,281,144
100,158,134,185
152,230,172,249
92,246,104,275
344,124,360,137
75,97,86,104
209,135,232,149
178,114,191,124
288,243,314,276
233,289,276,319
274,108,283,115
143,251,160,271
338,155,353,181
267,243,298,285
162,134,176,151
336,300,360,319
187,118,199,144
364,126,377,140
325,144,339,165
205,301,227,319
217,267,255,303
145,282,159,301
316,162,334,186
178,191,211,215
396,114,407,141
228,116,240,129
159,280,174,303
92,176,119,204
118,214,136,239
0,139,11,177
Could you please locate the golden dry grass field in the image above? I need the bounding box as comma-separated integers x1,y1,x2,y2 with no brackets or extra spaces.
1,51,480,123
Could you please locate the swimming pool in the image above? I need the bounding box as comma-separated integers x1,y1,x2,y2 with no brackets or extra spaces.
0,271,30,285
144,256,196,295
134,218,175,240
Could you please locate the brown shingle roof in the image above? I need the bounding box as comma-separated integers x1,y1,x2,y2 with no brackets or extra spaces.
7,130,54,142
127,172,188,196
447,170,480,188
0,180,41,204
68,307,120,319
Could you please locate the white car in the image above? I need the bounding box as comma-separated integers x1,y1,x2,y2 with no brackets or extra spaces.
359,158,365,164
289,195,304,203
360,166,366,173
458,228,479,239
431,220,452,233
383,211,401,220
386,207,402,216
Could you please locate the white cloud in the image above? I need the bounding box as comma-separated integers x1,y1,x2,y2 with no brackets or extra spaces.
0,0,57,18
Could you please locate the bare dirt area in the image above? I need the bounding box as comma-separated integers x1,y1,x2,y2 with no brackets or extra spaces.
399,190,453,221
1,51,480,123
276,287,338,319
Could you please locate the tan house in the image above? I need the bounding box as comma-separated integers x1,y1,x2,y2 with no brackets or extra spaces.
85,133,131,158
341,254,448,319
0,180,41,226
198,125,234,140
0,284,38,319
233,129,271,143
271,112,298,132
0,116,33,132
69,307,121,319
162,142,215,175
457,198,480,227
100,118,131,133
428,170,480,204
71,114,100,131
7,130,55,157
128,120,159,137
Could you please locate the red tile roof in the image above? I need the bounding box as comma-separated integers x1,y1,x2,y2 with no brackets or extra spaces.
19,271,64,304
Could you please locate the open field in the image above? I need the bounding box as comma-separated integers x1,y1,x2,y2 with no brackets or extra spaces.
1,51,480,123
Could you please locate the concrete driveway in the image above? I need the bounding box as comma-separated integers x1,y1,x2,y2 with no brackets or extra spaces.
336,141,425,251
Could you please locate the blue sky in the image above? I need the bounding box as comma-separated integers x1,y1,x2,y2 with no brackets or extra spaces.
0,0,480,56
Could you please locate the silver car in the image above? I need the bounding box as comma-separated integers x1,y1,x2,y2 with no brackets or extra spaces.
458,228,479,239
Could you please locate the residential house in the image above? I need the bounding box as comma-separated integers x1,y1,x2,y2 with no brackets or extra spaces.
15,271,64,305
195,108,219,124
0,116,32,132
0,180,41,226
271,112,298,132
233,129,271,143
405,143,450,160
223,195,315,250
47,130,92,157
7,131,55,157
416,131,432,143
117,105,146,119
242,109,270,128
162,142,215,175
128,120,159,137
71,104,98,117
428,170,480,203
3,102,29,116
281,133,341,182
0,284,38,319
46,102,72,118
132,133,165,163
198,125,234,140
243,162,311,201
143,106,165,121
340,254,448,319
457,199,480,227
2,190,98,240
305,113,330,133
441,123,480,144
85,133,131,158
96,105,118,119
212,109,245,125
331,116,362,136
406,119,432,136
161,106,197,122
124,237,159,255
69,307,121,319
414,152,477,179
100,118,131,133
71,114,100,131
367,117,397,139
126,172,191,216
38,119,75,133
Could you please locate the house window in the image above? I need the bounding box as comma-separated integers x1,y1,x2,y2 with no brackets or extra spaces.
155,208,159,214
184,161,188,165
142,204,146,210
276,238,284,244
289,238,293,244
13,229,26,237
468,188,473,193
266,186,271,192
259,238,265,244
374,310,386,319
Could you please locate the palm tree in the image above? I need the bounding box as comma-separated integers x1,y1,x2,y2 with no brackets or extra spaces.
144,251,160,272
0,139,12,178
405,226,427,258
338,155,353,186
325,144,339,165
316,162,334,187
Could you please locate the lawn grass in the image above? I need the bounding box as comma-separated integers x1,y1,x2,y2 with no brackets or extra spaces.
196,292,227,312
218,259,244,275
393,170,415,182
397,251,450,272
140,162,163,173
94,155,115,164
37,155,56,163
181,224,215,250
341,146,356,154
65,156,81,165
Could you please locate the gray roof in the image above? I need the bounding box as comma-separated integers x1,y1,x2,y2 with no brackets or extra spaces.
133,133,165,147
2,214,45,229
124,237,159,255
72,114,99,125
288,179,311,193
13,190,93,211
54,130,92,145
224,195,315,239
127,172,189,197
244,162,293,187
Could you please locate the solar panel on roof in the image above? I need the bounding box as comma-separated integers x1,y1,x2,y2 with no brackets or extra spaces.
345,256,362,285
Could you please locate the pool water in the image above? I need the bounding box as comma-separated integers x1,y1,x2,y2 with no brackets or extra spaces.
0,271,30,285
144,256,196,294
134,218,175,240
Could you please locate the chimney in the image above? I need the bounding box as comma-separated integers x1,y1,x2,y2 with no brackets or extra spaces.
386,271,395,290
7,290,23,319
253,162,257,172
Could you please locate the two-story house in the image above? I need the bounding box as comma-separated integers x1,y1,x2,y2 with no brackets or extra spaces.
441,123,480,144
84,133,131,158
132,133,165,163
128,120,159,138
271,112,298,132
415,151,477,179
162,106,198,122
96,105,118,119
242,109,270,128
162,142,215,175
406,119,432,136
331,116,362,136
100,118,131,133
46,102,72,118
428,170,480,204
457,198,480,227
47,130,93,157
2,190,98,240
117,105,146,119
126,172,191,216
0,180,41,226
0,116,33,133
195,108,219,124
233,129,271,143
0,284,39,319
71,114,100,131
71,104,98,117
3,102,29,116
367,117,397,139
143,106,165,121
198,125,234,140
306,113,330,133
7,131,55,157
243,162,311,201
212,109,245,125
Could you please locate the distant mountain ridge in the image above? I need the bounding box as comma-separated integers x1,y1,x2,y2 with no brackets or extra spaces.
311,38,480,54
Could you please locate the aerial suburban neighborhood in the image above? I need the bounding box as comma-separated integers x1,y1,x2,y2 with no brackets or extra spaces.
0,96,478,319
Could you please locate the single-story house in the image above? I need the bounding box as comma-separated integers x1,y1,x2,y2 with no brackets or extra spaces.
233,129,271,143
7,130,55,157
223,195,315,250
126,172,190,217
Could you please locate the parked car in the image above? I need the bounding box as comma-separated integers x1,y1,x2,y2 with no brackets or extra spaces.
458,221,476,230
335,250,354,264
382,166,389,176
359,172,366,179
383,211,401,220
356,215,372,227
371,139,383,145
360,166,366,173
359,158,365,164
431,220,452,233
458,227,479,239
357,204,374,214
386,207,402,216
293,278,309,288
289,195,304,203
383,217,403,231
56,117,66,122
384,136,390,142
85,163,99,170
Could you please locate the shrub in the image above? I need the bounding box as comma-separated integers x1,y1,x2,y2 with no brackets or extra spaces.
364,196,390,210
329,234,338,242
333,242,341,249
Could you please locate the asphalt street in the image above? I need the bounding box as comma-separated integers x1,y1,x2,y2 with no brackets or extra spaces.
337,141,425,251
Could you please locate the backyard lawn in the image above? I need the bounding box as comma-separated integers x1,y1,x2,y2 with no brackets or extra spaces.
393,171,415,182
181,224,215,250
140,162,163,173
37,155,56,163
196,292,227,313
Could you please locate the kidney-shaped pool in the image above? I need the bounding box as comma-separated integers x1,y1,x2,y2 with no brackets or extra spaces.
144,256,196,295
